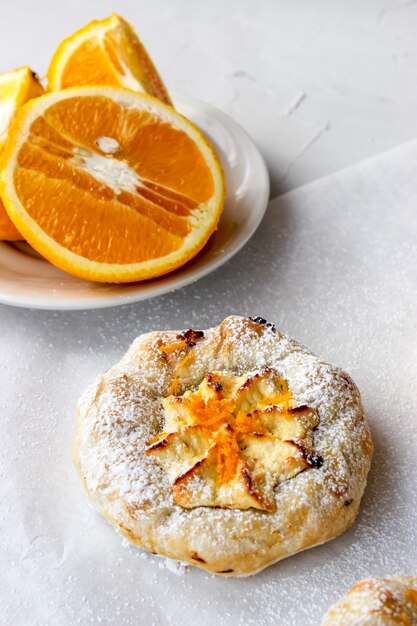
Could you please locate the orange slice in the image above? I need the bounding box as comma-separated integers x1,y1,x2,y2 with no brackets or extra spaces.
0,86,225,283
47,14,172,106
0,66,44,240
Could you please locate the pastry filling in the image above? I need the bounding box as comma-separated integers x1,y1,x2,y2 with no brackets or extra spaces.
147,368,321,512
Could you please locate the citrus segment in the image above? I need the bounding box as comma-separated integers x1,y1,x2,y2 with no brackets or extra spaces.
47,14,172,106
0,66,44,240
41,95,214,202
0,87,225,282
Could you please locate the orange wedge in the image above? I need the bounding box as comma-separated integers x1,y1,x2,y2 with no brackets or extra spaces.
0,66,44,240
0,86,225,283
47,14,172,106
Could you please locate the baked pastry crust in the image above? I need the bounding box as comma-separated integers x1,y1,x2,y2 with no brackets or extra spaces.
322,576,417,625
74,315,373,576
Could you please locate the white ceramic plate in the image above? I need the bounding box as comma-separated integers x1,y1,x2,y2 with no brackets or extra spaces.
0,93,269,310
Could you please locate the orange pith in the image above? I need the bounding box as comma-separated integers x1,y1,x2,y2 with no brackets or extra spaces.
0,87,225,282
47,14,172,106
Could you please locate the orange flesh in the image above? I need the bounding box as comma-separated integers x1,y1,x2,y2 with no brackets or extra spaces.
60,40,122,88
13,95,214,264
54,18,172,106
0,201,21,239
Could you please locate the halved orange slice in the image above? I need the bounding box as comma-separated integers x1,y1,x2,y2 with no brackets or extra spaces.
47,14,172,106
0,66,44,240
0,86,225,282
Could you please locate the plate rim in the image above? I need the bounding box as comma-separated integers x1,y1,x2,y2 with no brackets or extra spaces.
0,92,270,311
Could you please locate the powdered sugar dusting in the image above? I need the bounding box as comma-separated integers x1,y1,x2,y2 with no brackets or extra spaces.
75,315,371,578
322,576,417,624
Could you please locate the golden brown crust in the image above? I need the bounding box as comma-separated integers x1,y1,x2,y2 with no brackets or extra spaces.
322,576,417,625
74,315,373,576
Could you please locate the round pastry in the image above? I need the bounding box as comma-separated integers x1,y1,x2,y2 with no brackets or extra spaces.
322,576,417,625
74,315,373,576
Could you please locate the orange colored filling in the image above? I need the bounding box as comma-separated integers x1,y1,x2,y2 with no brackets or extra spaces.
158,338,295,484
179,386,291,483
166,353,194,396
159,339,187,354
155,367,293,483
406,589,417,605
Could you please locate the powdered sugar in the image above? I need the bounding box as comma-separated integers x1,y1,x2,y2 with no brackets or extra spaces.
322,576,417,624
75,316,371,577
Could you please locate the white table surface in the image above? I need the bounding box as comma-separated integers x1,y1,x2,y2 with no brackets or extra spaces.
0,0,416,196
1,3,416,625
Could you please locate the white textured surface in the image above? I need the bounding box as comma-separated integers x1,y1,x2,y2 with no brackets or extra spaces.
1,141,416,625
0,0,416,196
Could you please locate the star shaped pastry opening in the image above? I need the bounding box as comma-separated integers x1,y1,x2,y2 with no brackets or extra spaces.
146,367,321,512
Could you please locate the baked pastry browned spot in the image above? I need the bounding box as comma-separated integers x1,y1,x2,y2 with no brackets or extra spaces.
322,576,417,625
74,315,373,576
